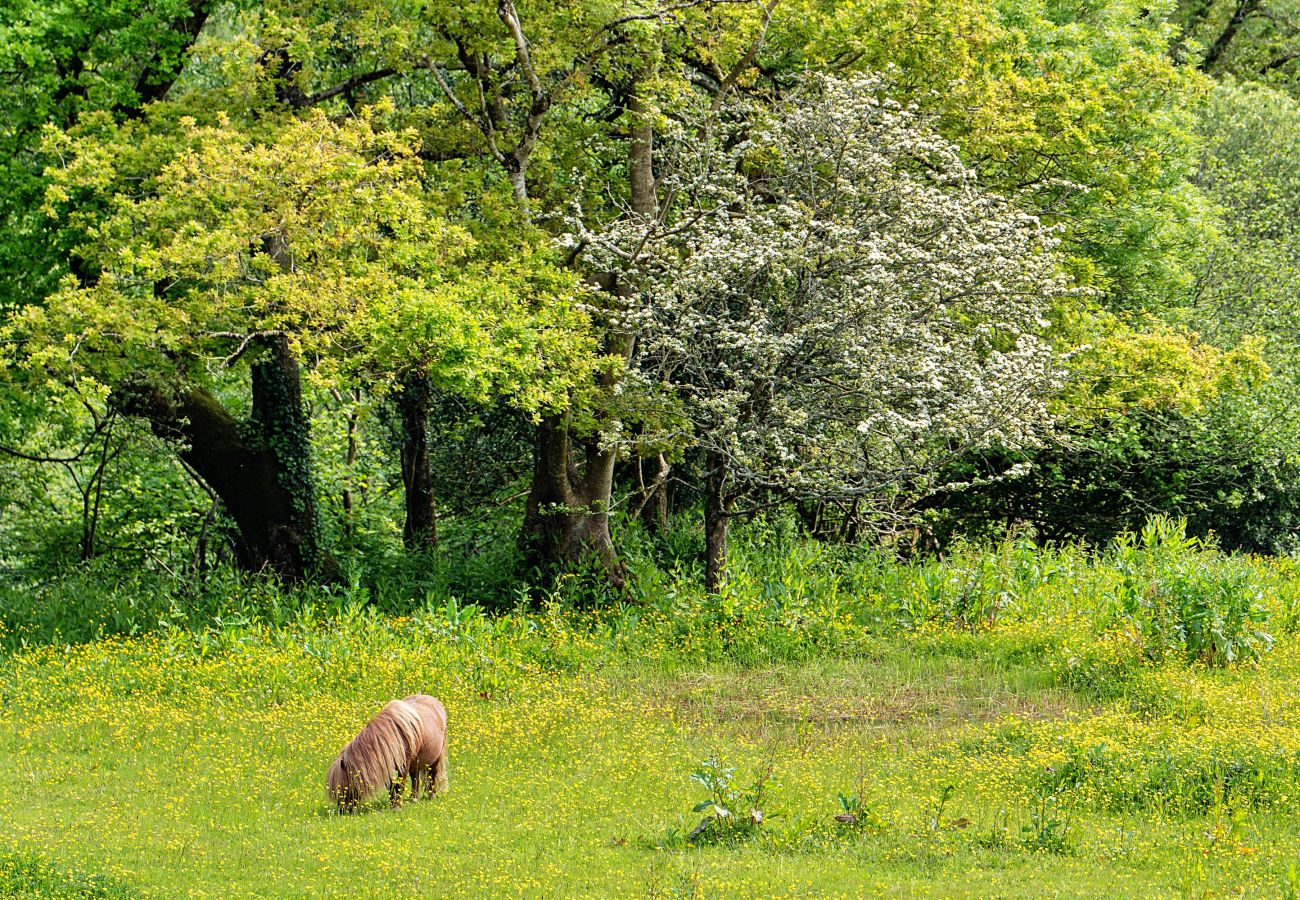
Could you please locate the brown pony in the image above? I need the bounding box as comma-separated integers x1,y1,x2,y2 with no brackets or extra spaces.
327,694,448,812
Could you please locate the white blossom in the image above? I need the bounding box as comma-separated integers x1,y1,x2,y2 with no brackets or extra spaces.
586,73,1072,507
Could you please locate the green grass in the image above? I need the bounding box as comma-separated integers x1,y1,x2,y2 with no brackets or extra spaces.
4,615,1300,898
4,519,1300,896
0,848,134,898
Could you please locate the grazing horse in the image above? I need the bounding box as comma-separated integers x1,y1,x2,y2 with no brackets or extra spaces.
326,694,448,812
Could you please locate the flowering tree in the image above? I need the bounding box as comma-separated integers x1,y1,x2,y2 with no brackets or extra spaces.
587,74,1071,589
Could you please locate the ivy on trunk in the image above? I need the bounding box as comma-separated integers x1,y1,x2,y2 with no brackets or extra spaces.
115,337,328,582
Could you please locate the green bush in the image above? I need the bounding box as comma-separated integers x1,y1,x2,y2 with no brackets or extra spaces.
1105,517,1273,666
921,387,1300,557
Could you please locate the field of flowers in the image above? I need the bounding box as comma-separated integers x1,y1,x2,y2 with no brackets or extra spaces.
4,521,1300,897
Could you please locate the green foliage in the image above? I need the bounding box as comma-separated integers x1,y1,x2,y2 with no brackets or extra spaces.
0,0,1297,666
1106,516,1274,666
7,512,1286,684
1192,80,1300,352
21,107,597,410
781,0,1211,308
684,754,773,845
833,774,887,835
1053,311,1269,417
0,0,210,310
2,0,1295,598
1177,0,1300,94
927,376,1300,556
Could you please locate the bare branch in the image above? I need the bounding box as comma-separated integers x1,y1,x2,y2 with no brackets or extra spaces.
301,68,398,106
422,54,509,165
497,0,543,102
207,330,285,368
604,0,759,30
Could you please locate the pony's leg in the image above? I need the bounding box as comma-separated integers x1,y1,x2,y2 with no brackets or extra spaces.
409,766,422,801
389,774,404,809
433,752,449,795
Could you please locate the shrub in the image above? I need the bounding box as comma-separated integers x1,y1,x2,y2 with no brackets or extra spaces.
1105,517,1273,666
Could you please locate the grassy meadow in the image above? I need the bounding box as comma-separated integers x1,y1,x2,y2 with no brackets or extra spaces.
4,519,1300,897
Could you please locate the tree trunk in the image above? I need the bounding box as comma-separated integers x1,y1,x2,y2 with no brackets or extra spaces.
795,499,822,538
519,413,625,586
246,335,323,578
115,338,328,582
629,452,670,533
1202,0,1258,72
627,84,657,220
505,163,530,208
338,388,360,540
131,0,210,108
398,375,438,550
518,73,655,587
704,451,732,594
647,453,671,530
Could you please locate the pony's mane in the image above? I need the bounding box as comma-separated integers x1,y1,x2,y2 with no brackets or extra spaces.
327,699,424,805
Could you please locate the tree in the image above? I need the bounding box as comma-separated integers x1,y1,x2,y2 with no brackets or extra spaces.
1192,81,1300,345
590,74,1070,589
0,0,212,310
776,0,1212,313
0,0,1266,590
919,319,1281,552
408,0,1208,583
394,0,782,582
1178,0,1300,90
11,108,596,580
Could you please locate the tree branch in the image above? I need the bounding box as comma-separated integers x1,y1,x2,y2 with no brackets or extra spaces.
1262,51,1300,73
710,0,779,114
301,68,398,106
0,418,111,464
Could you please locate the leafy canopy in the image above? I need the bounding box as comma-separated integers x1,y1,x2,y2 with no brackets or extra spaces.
596,74,1070,502
15,106,599,413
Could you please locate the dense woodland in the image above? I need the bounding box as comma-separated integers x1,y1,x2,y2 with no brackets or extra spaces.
2,0,1300,615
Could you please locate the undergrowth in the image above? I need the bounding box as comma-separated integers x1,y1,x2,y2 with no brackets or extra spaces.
2,515,1286,679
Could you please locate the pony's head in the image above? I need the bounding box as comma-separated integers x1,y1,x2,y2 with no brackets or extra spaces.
326,756,360,812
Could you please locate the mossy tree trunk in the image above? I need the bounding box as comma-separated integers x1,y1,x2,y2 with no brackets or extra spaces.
519,411,625,587
115,336,328,582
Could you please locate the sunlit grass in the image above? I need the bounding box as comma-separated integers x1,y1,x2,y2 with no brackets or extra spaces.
4,606,1300,897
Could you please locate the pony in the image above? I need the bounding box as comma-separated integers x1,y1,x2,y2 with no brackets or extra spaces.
326,694,448,812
